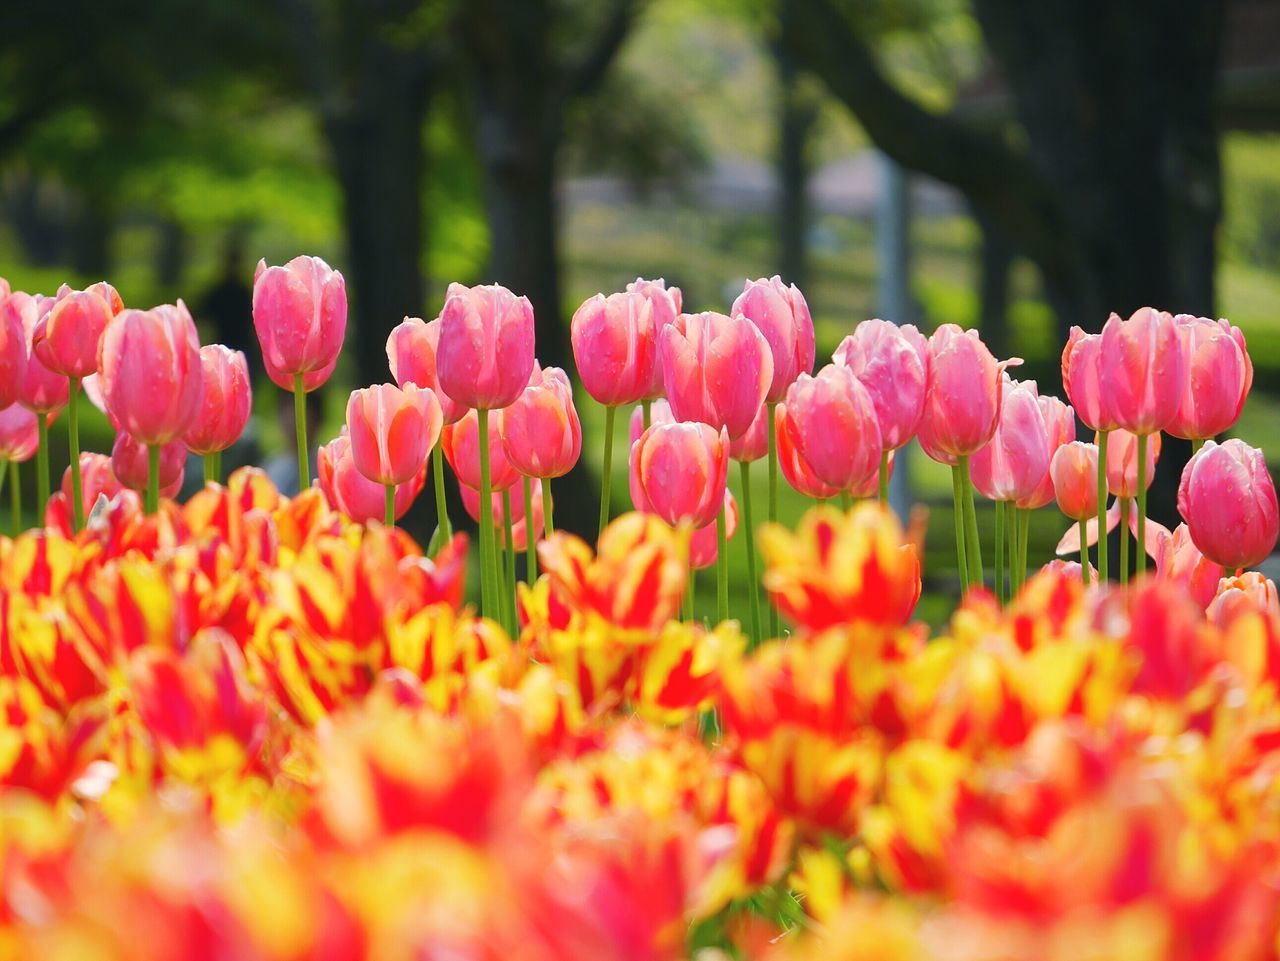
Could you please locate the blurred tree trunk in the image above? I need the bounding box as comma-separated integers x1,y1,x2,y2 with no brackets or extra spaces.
773,40,818,291
974,204,1012,358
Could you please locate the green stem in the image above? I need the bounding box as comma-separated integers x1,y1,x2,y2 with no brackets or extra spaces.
384,484,395,526
203,452,218,488
523,477,537,584
544,479,554,538
1192,437,1206,454
67,378,83,532
598,404,616,540
1018,505,1030,587
10,460,21,535
1119,497,1130,586
951,465,969,594
1096,429,1109,582
642,399,652,431
35,413,49,521
739,460,762,644
1079,517,1090,585
503,488,516,635
994,499,1006,605
292,374,309,489
716,502,728,625
878,448,890,507
766,403,780,638
429,441,451,553
1008,505,1019,592
1135,433,1148,577
959,456,983,590
683,535,695,622
477,410,495,620
146,444,160,514
838,490,852,511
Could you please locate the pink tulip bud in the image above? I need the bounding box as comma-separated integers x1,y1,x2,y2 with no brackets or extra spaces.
0,292,27,411
918,324,1010,461
252,255,346,384
1098,307,1186,435
1101,428,1161,499
1016,392,1075,510
625,278,682,399
16,296,70,414
61,452,124,521
780,365,881,491
318,430,427,524
32,288,113,379
1207,571,1280,628
1061,326,1120,433
440,408,519,492
969,377,1051,504
437,282,535,410
83,280,124,316
1166,315,1252,441
571,291,657,407
98,302,203,445
1178,439,1279,570
629,421,729,530
111,432,186,498
183,345,252,456
1147,522,1225,610
832,319,929,450
731,276,815,403
690,491,738,570
629,398,675,446
0,403,41,462
498,366,581,479
386,315,467,424
729,402,769,463
346,383,443,487
774,403,840,500
1050,442,1099,521
459,478,548,551
661,311,773,440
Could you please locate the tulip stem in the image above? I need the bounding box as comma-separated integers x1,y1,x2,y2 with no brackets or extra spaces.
1096,430,1109,582
203,452,220,488
1192,437,1206,454
544,479,554,538
35,413,49,522
9,460,21,534
716,503,729,625
1135,433,1148,577
739,460,762,643
477,410,496,620
683,535,695,622
67,378,84,532
879,449,890,508
1008,506,1018,592
1018,506,1030,587
523,477,537,584
951,465,969,594
146,444,160,514
994,500,1006,605
384,484,395,527
766,403,780,638
642,399,652,431
503,489,517,635
839,490,852,511
598,404,616,541
292,375,310,490
959,456,983,590
431,441,451,548
1079,517,1090,585
1119,497,1130,586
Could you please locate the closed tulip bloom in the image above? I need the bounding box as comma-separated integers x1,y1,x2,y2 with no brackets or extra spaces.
499,366,581,478
629,398,675,446
183,345,252,455
1051,442,1099,521
386,315,467,424
17,296,70,414
32,288,113,379
918,324,1008,460
61,452,124,520
252,255,347,383
781,365,881,491
626,278,682,399
111,432,185,498
0,291,27,411
571,291,657,407
440,408,519,492
729,402,769,463
81,280,124,316
437,282,535,410
1017,392,1075,510
346,383,442,487
1167,314,1252,441
629,421,729,529
1208,571,1280,628
98,302,203,445
832,319,929,450
661,311,773,441
318,430,427,524
690,491,738,570
263,351,336,394
774,403,840,500
1148,521,1225,610
1178,439,1279,570
1102,428,1161,498
1061,326,1120,432
459,478,548,551
969,377,1051,504
1099,307,1186,435
731,276,815,403
0,403,41,462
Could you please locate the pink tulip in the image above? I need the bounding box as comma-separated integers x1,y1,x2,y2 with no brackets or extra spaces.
0,292,27,411
183,346,252,455
690,491,738,570
252,255,346,386
917,324,1010,461
660,311,773,440
571,291,657,408
780,365,881,491
1017,392,1075,510
626,278,682,399
969,377,1050,504
499,366,581,478
31,288,113,379
1061,326,1120,433
81,280,124,316
1102,428,1161,499
386,315,467,424
1147,521,1225,610
264,351,336,394
459,478,548,551
629,398,675,446
346,383,442,487
1050,442,1099,521
16,296,69,414
440,408,519,492
629,421,729,530
1178,439,1279,570
98,302,203,445
848,450,894,499
437,282,535,410
1207,572,1280,628
61,452,124,521
832,319,929,450
0,404,41,462
318,430,427,524
730,276,815,403
1040,558,1097,582
774,403,840,500
729,403,769,463
1098,307,1186,436
1166,314,1252,441
111,432,185,498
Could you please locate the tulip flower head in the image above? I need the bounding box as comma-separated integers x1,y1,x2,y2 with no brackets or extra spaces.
1103,428,1161,499
437,282,535,411
625,278,682,399
318,430,427,524
61,452,124,521
1051,442,1100,521
459,478,548,552
629,421,729,530
440,408,519,492
346,383,443,487
571,291,657,408
386,315,467,425
1061,325,1120,433
918,324,1011,462
690,491,738,570
252,255,347,388
729,402,769,464
98,302,203,445
969,377,1051,504
660,311,773,440
730,276,815,403
1098,307,1186,436
111,432,186,498
16,295,70,414
629,398,675,447
1017,392,1075,510
1178,439,1279,570
0,403,41,462
0,292,26,412
499,366,581,479
1167,314,1252,441
1208,571,1280,628
183,346,252,456
773,403,840,500
780,365,881,492
32,288,113,380
832,319,929,451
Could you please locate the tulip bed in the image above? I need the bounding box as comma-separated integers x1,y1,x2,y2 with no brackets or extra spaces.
1,265,1280,958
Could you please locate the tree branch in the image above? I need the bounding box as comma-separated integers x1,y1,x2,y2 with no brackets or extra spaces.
564,0,641,101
